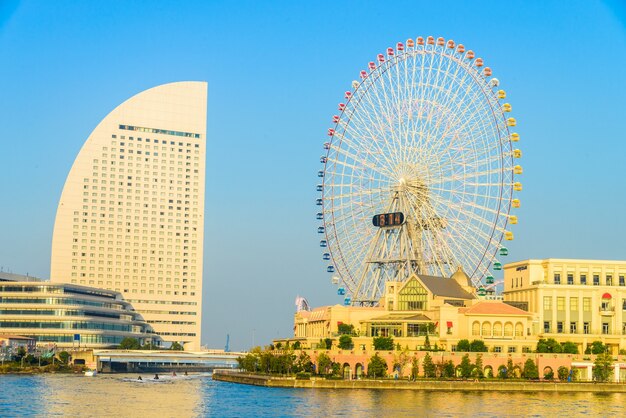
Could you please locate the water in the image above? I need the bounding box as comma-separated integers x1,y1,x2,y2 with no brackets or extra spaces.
0,374,625,417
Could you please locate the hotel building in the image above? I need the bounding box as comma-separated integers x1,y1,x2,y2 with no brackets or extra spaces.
503,259,626,354
50,82,207,350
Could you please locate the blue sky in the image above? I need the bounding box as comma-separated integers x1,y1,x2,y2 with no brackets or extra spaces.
0,0,625,350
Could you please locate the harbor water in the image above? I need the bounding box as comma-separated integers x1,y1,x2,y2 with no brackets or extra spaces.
0,374,625,417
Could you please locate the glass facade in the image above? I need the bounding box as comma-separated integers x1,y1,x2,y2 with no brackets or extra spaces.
0,281,160,348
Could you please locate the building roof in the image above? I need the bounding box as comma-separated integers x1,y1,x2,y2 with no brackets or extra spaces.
0,335,35,340
417,274,475,300
460,301,530,316
368,313,431,322
0,272,44,282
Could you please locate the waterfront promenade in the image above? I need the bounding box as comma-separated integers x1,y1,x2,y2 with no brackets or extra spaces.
213,370,626,393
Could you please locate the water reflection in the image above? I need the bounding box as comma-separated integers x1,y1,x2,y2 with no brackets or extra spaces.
1,375,626,417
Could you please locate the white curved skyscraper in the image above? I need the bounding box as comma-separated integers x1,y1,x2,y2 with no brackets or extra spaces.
51,82,207,350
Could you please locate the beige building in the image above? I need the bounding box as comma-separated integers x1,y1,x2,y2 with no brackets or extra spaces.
51,82,207,350
290,269,535,354
504,259,626,354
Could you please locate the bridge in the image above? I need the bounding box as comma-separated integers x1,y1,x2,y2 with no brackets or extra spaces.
93,349,243,373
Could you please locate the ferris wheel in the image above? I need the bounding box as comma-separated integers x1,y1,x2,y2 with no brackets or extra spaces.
316,36,522,306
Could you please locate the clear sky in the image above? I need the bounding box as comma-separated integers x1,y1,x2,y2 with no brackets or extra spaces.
1,0,625,351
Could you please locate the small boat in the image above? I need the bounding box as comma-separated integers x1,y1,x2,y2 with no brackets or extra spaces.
84,370,97,377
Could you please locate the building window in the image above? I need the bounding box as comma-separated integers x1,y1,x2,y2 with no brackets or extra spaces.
544,321,551,333
623,300,626,310
522,346,532,353
567,274,574,285
557,297,565,311
583,298,591,312
543,296,552,311
508,346,517,353
494,346,502,353
583,322,590,334
623,323,626,335
554,273,561,284
570,297,578,312
570,322,577,334
557,322,563,333
593,274,600,286
620,276,625,286
602,323,610,334
606,275,613,286
580,274,587,285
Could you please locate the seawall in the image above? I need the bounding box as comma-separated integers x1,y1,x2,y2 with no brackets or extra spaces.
213,371,626,392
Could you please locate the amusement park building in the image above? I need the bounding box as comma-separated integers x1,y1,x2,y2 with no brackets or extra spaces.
287,260,626,356
289,268,537,354
503,259,626,355
50,82,207,350
0,272,160,348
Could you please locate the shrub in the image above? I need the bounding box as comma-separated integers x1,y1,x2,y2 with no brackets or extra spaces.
456,339,470,352
295,372,311,380
373,336,394,351
442,360,455,378
557,366,569,381
338,335,353,350
469,340,488,352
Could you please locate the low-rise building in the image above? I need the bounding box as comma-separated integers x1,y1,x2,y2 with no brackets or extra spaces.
289,268,535,354
504,259,626,354
0,272,161,348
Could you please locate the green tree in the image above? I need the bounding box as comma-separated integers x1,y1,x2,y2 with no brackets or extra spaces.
459,354,473,378
58,351,70,364
474,354,484,378
536,338,562,353
238,353,259,372
119,337,141,350
506,358,514,379
338,335,353,350
586,341,608,355
410,357,420,380
337,323,356,335
317,352,332,375
169,342,183,351
324,338,333,350
593,352,613,382
331,362,341,377
373,336,394,351
522,358,539,379
393,346,411,378
469,340,488,352
367,353,388,378
560,341,578,354
557,366,570,381
423,334,431,350
292,341,301,350
442,360,455,378
422,353,436,378
456,339,470,352
295,351,313,373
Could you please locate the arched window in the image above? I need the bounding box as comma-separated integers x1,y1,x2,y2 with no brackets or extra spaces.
493,322,503,337
481,322,491,336
504,322,513,337
472,321,480,336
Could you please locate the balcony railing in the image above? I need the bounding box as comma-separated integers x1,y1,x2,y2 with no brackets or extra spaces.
599,306,615,316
